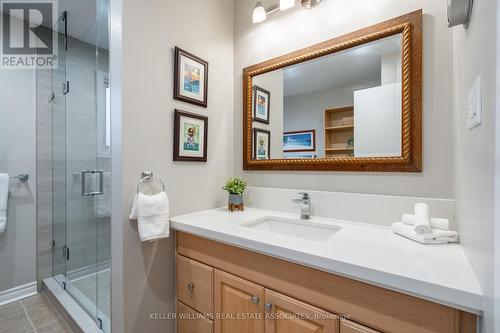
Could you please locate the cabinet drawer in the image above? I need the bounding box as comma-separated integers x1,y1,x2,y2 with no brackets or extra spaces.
177,301,213,333
340,319,380,333
177,255,213,315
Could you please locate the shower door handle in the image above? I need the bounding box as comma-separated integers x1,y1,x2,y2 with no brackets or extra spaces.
81,170,104,196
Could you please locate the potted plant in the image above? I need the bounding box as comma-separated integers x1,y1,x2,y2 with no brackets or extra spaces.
222,177,247,211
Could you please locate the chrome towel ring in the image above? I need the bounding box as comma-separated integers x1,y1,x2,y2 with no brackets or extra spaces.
137,171,166,194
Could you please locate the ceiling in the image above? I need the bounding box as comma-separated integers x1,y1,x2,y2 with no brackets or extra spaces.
282,34,402,97
58,0,109,49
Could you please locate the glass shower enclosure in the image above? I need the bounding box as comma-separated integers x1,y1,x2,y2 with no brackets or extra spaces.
39,0,111,331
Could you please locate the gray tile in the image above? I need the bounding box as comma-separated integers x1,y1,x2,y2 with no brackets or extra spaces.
0,301,24,320
21,293,49,309
37,319,73,333
0,311,34,333
25,302,60,328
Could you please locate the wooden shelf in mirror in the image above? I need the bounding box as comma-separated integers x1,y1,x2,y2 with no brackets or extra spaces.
325,106,354,157
325,125,355,131
325,148,354,152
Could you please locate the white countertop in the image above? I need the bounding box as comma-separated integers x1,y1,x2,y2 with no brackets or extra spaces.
170,207,483,315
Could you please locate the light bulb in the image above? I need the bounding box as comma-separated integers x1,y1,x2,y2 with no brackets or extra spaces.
280,0,295,10
252,2,266,23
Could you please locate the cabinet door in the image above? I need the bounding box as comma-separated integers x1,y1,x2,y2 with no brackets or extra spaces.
214,270,264,333
264,289,339,333
177,301,213,333
339,319,380,333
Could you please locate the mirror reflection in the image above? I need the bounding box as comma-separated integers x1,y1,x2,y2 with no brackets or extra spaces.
252,33,403,160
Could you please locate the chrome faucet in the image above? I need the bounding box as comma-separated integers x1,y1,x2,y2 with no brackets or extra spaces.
292,192,311,220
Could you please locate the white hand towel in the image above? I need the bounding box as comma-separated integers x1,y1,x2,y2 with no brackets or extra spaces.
129,191,169,242
391,222,459,244
414,203,431,233
0,174,8,233
402,214,450,231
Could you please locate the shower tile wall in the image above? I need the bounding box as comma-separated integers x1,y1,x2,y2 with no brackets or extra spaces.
0,28,37,293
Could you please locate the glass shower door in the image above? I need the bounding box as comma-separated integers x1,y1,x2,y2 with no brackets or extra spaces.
50,3,111,330
63,25,100,322
51,12,68,288
95,0,111,330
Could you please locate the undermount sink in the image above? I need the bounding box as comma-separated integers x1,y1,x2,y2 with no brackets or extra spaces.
242,216,341,241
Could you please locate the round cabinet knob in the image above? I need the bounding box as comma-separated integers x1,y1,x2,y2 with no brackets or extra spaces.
251,296,260,304
187,283,194,291
265,303,273,311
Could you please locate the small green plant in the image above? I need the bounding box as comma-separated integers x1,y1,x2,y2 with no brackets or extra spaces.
222,177,247,195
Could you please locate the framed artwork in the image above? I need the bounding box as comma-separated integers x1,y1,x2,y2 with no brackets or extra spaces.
283,130,316,152
284,153,317,159
252,85,270,124
253,128,271,160
173,109,208,162
174,47,209,108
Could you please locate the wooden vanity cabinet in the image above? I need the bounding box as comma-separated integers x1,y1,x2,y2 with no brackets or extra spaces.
264,289,339,333
339,319,380,333
177,301,213,333
176,231,477,333
214,270,264,333
177,255,213,317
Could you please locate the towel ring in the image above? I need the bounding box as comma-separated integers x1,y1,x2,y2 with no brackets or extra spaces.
137,171,166,194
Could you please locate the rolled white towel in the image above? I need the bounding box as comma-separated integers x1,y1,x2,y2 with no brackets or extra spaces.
391,222,459,244
414,203,431,233
402,214,450,231
0,173,8,233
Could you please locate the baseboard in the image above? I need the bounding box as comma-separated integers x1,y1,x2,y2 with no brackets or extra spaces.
0,281,37,306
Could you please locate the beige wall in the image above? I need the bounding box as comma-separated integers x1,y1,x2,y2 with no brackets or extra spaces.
234,0,454,198
118,0,234,331
253,70,284,159
452,0,497,331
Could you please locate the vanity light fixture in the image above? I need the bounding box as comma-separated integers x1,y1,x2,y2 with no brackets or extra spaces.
252,1,267,23
253,0,319,23
447,0,473,28
301,0,321,9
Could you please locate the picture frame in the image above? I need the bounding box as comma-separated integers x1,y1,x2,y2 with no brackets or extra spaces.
174,47,209,108
252,85,270,124
173,109,208,162
284,153,317,159
283,130,316,152
253,128,271,160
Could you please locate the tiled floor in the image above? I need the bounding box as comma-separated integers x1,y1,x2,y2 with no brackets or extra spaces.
0,293,73,333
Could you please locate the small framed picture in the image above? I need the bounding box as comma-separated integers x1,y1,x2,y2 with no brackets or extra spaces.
173,110,208,162
174,47,209,108
253,85,270,124
283,130,316,152
284,153,317,159
253,128,271,160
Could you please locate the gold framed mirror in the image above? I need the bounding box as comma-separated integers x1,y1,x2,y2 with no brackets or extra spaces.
243,10,422,172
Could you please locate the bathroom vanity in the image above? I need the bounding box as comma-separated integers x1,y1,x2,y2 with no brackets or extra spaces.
171,208,482,333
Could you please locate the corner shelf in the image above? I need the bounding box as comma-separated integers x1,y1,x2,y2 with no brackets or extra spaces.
324,106,354,157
